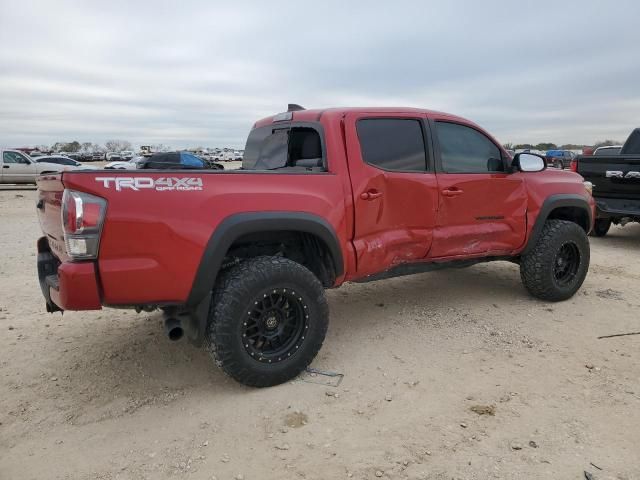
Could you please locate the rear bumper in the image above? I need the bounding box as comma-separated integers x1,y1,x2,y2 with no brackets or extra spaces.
37,237,102,311
594,197,640,219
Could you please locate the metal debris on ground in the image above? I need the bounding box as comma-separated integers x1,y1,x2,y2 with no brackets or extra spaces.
597,331,640,339
300,367,344,387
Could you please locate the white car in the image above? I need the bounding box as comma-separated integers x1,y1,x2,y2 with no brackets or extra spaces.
33,155,94,171
105,152,123,161
120,150,135,160
214,151,237,162
0,149,85,184
104,156,146,170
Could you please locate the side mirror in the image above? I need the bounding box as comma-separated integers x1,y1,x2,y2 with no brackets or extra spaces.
513,153,545,172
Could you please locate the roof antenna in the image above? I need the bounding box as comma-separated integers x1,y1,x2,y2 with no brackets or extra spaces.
287,104,305,112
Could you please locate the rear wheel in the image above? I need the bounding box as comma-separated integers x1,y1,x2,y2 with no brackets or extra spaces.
520,220,590,301
206,256,329,387
590,218,611,237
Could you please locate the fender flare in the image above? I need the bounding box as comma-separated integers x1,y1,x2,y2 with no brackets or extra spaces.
521,193,593,256
186,212,344,307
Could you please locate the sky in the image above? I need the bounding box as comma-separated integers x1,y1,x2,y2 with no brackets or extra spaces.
1,0,639,149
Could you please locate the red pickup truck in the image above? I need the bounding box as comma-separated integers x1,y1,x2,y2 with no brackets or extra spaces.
36,106,595,387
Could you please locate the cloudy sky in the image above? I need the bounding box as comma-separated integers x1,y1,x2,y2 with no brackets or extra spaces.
1,0,639,148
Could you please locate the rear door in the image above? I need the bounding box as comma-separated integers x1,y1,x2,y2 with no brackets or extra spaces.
1,151,37,183
430,119,527,258
344,112,439,277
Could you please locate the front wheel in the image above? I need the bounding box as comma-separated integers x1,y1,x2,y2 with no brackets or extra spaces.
520,220,590,301
590,218,611,237
206,256,329,387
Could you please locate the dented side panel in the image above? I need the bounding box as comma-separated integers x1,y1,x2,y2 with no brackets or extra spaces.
342,111,439,279
430,173,528,258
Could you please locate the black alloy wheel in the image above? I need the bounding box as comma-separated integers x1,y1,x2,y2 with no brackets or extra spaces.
243,288,308,363
553,242,580,287
206,256,329,387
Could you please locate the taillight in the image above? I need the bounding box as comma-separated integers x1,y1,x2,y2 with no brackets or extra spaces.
570,159,578,172
61,190,107,260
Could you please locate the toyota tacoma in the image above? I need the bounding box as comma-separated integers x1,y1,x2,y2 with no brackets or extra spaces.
36,106,595,387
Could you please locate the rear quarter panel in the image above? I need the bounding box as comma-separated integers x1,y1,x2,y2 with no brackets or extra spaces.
62,171,349,305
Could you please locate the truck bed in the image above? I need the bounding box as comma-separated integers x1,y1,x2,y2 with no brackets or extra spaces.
36,170,349,307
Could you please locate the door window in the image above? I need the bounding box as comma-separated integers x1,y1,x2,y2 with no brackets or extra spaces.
3,151,30,164
435,122,503,173
356,118,427,172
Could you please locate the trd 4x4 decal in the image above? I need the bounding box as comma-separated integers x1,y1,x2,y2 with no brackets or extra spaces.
95,177,204,191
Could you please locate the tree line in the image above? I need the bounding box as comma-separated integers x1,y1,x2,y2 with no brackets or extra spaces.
503,140,622,151
35,140,134,153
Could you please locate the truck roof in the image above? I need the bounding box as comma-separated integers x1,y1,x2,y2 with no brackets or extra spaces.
253,107,473,129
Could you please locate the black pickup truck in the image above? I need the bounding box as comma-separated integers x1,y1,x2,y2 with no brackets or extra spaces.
576,129,640,236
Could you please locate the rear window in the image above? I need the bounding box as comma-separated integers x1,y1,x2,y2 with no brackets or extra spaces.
595,147,622,156
242,125,324,171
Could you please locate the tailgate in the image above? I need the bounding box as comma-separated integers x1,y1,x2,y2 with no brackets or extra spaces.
577,155,640,200
36,174,68,261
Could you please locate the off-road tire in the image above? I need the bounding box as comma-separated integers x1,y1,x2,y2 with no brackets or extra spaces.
206,256,329,387
520,220,590,301
590,218,611,237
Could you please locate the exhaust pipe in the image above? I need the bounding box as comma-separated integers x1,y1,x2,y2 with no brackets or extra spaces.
164,317,184,341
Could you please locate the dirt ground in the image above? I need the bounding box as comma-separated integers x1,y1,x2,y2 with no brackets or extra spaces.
1,187,639,480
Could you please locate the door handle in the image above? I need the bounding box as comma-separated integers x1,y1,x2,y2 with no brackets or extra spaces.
442,188,464,197
2,165,9,169
360,190,383,200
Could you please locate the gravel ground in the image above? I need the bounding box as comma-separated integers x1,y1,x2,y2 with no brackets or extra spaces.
1,187,639,480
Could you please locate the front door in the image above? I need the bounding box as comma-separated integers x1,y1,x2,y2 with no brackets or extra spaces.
344,113,439,278
2,151,36,183
429,120,527,258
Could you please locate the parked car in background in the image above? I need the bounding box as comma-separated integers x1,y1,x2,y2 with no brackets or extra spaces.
105,152,122,162
582,147,595,156
593,145,623,156
575,129,640,236
1,149,67,183
545,150,576,169
120,150,135,160
104,156,146,170
212,151,237,162
33,155,94,170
